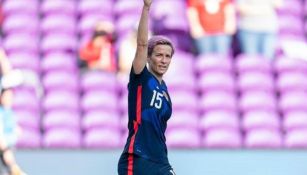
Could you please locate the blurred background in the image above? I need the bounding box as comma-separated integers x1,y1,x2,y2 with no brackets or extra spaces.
0,0,307,174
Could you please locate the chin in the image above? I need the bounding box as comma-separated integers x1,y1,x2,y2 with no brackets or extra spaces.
158,70,167,76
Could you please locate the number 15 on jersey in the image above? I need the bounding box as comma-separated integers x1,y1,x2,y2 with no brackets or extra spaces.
150,90,163,109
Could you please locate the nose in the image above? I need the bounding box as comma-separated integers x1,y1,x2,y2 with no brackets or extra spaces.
161,56,167,63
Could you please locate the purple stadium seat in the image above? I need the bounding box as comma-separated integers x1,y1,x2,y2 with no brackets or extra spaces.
283,111,307,131
279,91,307,113
83,128,121,148
41,0,76,15
117,73,129,94
239,91,277,113
15,110,40,131
278,15,304,36
8,52,40,72
43,128,81,148
17,128,41,148
43,110,80,131
171,90,198,112
41,53,76,72
4,34,39,54
199,91,237,113
198,71,235,93
152,0,189,34
168,110,199,130
12,89,39,112
237,72,274,92
274,56,307,73
276,72,307,93
2,14,39,34
78,14,114,37
166,53,195,76
244,129,282,148
115,14,140,36
2,0,38,15
202,128,242,148
152,0,186,18
156,15,189,34
235,54,272,73
304,0,307,16
41,33,77,53
82,110,120,131
195,54,233,73
78,0,113,16
41,14,76,35
42,71,79,92
199,111,239,131
284,128,307,148
81,90,118,112
166,128,200,148
242,110,280,131
114,0,142,16
119,93,128,114
164,73,196,92
43,90,79,112
279,0,302,16
119,113,128,131
81,70,118,91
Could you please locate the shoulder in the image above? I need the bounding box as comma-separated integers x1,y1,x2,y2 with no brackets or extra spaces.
129,65,151,82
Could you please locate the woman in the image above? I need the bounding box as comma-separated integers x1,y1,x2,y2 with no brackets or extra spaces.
79,21,116,72
118,0,176,174
237,0,283,59
0,49,26,175
187,0,236,55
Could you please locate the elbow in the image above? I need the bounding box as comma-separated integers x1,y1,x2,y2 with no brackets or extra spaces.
137,40,148,47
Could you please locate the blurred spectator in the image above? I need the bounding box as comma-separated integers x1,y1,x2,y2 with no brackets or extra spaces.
118,29,137,76
79,21,117,72
187,0,236,55
0,89,17,148
0,48,25,175
237,0,283,59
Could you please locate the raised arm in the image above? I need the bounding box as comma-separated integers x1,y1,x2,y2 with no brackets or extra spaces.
132,0,152,74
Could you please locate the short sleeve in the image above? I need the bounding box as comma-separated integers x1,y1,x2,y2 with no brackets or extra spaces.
129,65,151,83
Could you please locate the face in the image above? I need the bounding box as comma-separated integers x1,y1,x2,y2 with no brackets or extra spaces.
93,36,108,47
148,44,173,77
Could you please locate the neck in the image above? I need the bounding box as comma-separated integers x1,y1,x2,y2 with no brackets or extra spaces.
148,68,163,83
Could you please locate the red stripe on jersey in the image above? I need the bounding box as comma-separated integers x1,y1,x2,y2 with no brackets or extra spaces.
127,154,134,175
127,85,142,174
136,85,142,124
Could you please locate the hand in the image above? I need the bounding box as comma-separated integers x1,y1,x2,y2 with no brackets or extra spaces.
144,0,152,8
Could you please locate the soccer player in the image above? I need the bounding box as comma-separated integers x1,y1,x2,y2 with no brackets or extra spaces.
117,0,176,174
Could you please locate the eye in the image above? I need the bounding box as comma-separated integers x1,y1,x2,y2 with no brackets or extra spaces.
156,53,163,57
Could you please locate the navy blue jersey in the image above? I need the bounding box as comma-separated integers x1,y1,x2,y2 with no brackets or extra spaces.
123,66,172,164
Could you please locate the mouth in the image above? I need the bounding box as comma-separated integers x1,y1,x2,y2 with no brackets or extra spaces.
158,65,167,70
159,66,167,69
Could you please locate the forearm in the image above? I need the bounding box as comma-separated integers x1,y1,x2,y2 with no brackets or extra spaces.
224,4,236,34
132,2,151,74
137,6,150,47
187,7,205,38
